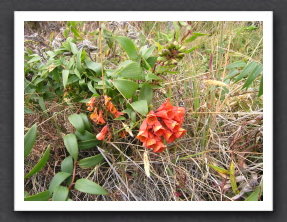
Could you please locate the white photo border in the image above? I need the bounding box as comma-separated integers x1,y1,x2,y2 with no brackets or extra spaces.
15,11,273,211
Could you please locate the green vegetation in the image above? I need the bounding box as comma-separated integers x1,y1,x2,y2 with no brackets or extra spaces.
24,21,263,201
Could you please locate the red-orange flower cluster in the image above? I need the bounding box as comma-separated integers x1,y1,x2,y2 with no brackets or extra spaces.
136,99,186,153
86,95,125,141
96,124,112,141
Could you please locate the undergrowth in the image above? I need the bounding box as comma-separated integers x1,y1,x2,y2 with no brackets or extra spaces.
24,21,263,201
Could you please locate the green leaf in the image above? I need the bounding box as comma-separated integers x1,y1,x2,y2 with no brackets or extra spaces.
86,61,102,75
242,63,263,89
62,70,69,89
24,123,37,158
74,69,81,79
225,69,239,80
185,32,209,43
24,191,51,201
173,22,180,41
114,36,137,60
75,130,96,141
52,186,69,201
74,178,108,195
112,79,138,99
146,57,157,68
63,28,69,38
63,134,79,161
207,163,230,175
230,162,239,194
145,72,162,81
184,46,198,54
226,61,246,69
258,75,263,97
139,83,153,104
116,62,143,79
24,107,34,114
142,45,156,60
68,114,85,134
25,145,51,179
234,61,258,83
130,100,148,116
76,48,83,72
157,66,169,73
37,97,46,111
78,154,104,168
79,113,92,132
69,42,78,55
71,26,82,39
48,172,71,193
27,55,41,64
61,156,74,174
87,81,99,95
245,183,263,201
78,139,101,150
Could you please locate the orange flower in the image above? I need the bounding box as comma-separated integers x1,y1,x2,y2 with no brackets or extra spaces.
174,128,187,138
172,107,185,123
112,110,124,118
90,109,99,122
149,140,166,153
106,99,123,118
156,98,173,112
146,111,158,125
162,119,179,132
162,129,177,143
90,109,106,125
152,120,165,137
136,98,187,153
97,109,106,125
86,97,97,111
96,125,109,140
155,109,174,119
136,129,149,142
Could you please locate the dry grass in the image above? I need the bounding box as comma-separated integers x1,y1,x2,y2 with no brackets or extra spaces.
24,21,263,201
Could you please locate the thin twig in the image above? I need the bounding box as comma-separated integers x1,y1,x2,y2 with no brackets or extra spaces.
68,160,77,190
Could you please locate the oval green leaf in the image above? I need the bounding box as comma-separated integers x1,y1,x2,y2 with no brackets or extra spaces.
114,36,137,60
139,83,153,104
113,79,138,99
69,42,78,55
79,154,104,168
68,114,85,134
24,123,37,158
75,130,96,141
25,145,51,179
49,172,71,193
86,61,102,75
74,178,108,195
76,48,83,72
52,186,69,201
63,133,79,161
61,156,74,174
130,100,148,116
79,113,92,132
24,191,51,201
116,62,143,80
78,139,101,150
62,70,69,89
